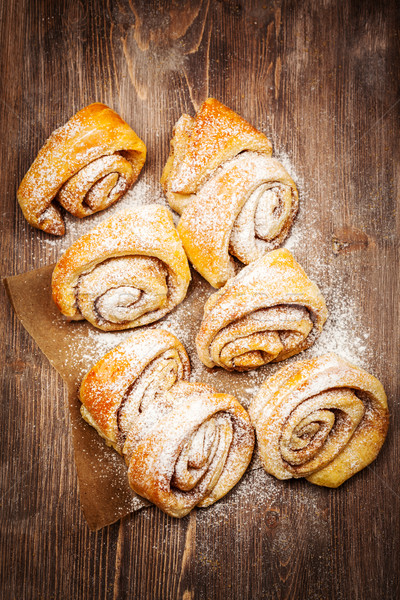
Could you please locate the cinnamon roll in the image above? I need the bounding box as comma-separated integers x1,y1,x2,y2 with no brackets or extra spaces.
51,205,191,331
161,98,298,288
80,329,191,453
196,248,327,371
124,381,255,517
249,353,389,487
17,103,146,235
80,332,254,517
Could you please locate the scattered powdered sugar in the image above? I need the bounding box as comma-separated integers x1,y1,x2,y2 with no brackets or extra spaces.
134,466,330,567
84,328,131,355
115,147,377,525
278,151,325,263
30,120,380,532
195,467,324,528
276,149,374,369
309,285,372,367
65,328,132,384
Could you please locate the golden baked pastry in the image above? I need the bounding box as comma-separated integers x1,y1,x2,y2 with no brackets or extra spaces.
80,331,255,517
51,205,191,331
161,98,298,288
17,103,146,235
249,353,389,487
196,248,327,371
80,329,190,453
124,380,254,517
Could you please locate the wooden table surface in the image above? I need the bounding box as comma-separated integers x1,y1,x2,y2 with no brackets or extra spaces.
1,1,399,598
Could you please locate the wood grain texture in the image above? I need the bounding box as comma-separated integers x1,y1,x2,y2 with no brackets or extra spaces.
1,0,399,598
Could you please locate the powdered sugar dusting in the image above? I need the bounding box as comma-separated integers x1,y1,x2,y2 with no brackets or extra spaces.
276,149,374,369
29,119,380,529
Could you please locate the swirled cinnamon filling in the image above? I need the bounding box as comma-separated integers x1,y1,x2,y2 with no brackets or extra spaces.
117,349,184,446
279,388,365,477
57,153,135,217
171,414,233,494
75,256,169,326
211,304,315,370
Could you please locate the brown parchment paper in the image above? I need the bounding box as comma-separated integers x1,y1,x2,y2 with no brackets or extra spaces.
4,265,264,530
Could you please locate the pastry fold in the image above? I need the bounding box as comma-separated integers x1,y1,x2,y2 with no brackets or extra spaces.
80,329,191,453
196,248,327,371
51,205,191,331
249,353,389,487
80,332,254,517
161,98,298,288
17,103,146,235
124,381,254,517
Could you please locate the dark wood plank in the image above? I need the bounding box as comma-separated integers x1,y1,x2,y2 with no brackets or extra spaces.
1,1,399,599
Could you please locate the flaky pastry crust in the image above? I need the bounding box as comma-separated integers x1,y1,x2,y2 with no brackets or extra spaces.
51,205,191,331
80,333,254,517
196,248,327,371
80,329,190,452
125,381,255,517
161,98,298,288
17,103,146,235
249,353,389,487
